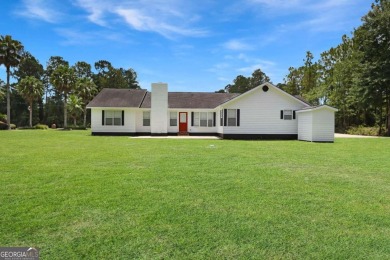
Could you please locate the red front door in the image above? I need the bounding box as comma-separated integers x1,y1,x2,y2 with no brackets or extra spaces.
179,112,188,132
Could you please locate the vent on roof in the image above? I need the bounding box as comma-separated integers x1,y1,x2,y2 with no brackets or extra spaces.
262,85,269,92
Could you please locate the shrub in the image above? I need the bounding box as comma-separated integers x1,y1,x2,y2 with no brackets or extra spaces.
35,124,49,130
0,113,7,123
346,125,385,136
0,121,7,130
0,121,15,130
65,125,87,130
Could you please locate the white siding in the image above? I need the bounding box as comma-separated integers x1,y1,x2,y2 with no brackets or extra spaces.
135,110,151,133
166,109,218,134
90,108,136,133
151,83,168,134
221,87,307,134
187,110,218,134
167,109,182,133
297,112,313,141
312,109,335,142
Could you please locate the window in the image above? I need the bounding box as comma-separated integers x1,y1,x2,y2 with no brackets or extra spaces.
227,109,237,126
143,111,150,126
220,110,223,126
104,110,123,126
193,112,214,127
193,112,200,126
170,112,177,126
200,112,207,126
283,110,293,120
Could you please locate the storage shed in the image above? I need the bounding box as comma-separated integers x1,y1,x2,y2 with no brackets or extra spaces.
296,105,338,142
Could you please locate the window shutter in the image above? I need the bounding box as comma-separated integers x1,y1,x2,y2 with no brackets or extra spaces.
102,110,105,125
224,109,227,126
122,110,125,125
213,112,216,127
237,109,240,126
191,112,194,126
293,110,296,119
280,110,283,119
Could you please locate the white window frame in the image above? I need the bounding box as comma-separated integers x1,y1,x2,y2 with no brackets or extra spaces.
105,110,122,126
143,111,151,126
227,109,237,126
193,112,214,127
283,110,293,120
170,112,177,126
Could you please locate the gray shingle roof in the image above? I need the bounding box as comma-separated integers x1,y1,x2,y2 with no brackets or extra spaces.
140,92,240,109
86,88,147,108
87,88,241,109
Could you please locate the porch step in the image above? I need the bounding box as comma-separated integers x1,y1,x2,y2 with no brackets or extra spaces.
178,131,189,136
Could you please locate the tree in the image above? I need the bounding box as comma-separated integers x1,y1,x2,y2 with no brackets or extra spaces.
0,79,5,99
301,51,321,105
93,60,140,90
354,0,390,135
76,78,97,127
223,69,271,93
249,69,270,89
13,51,45,122
0,35,24,129
67,94,83,126
283,67,303,96
50,65,76,128
16,76,44,127
74,61,92,79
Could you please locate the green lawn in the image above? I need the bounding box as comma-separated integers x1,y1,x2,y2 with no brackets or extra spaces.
1,130,389,259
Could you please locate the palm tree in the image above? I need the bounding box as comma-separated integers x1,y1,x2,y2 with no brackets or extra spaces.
67,94,83,126
16,76,44,127
0,79,5,99
76,78,97,127
0,35,24,130
50,65,76,128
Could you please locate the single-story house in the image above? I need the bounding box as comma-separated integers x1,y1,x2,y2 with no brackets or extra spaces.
86,82,338,142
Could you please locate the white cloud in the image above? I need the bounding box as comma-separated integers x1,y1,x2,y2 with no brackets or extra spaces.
223,39,253,51
74,0,208,38
55,28,131,46
247,0,364,33
73,0,109,26
115,8,207,38
16,0,61,23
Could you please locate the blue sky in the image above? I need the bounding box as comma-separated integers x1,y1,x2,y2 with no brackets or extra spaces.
1,0,371,92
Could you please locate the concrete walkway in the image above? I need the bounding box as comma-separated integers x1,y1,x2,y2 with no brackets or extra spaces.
131,135,221,139
335,133,381,138
131,134,382,140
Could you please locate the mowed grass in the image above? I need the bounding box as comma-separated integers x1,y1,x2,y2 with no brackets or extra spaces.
1,130,390,259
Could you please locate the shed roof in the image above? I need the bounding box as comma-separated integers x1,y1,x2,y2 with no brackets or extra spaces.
296,105,338,112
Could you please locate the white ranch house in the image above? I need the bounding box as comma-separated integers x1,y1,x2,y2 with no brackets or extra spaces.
87,82,337,142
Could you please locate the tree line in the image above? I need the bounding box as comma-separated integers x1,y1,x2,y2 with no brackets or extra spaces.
0,37,140,129
1,1,389,134
219,1,390,136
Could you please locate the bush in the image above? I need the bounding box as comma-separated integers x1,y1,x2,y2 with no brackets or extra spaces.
346,125,385,136
0,113,6,123
0,121,16,130
65,125,87,130
35,124,49,130
0,121,7,130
